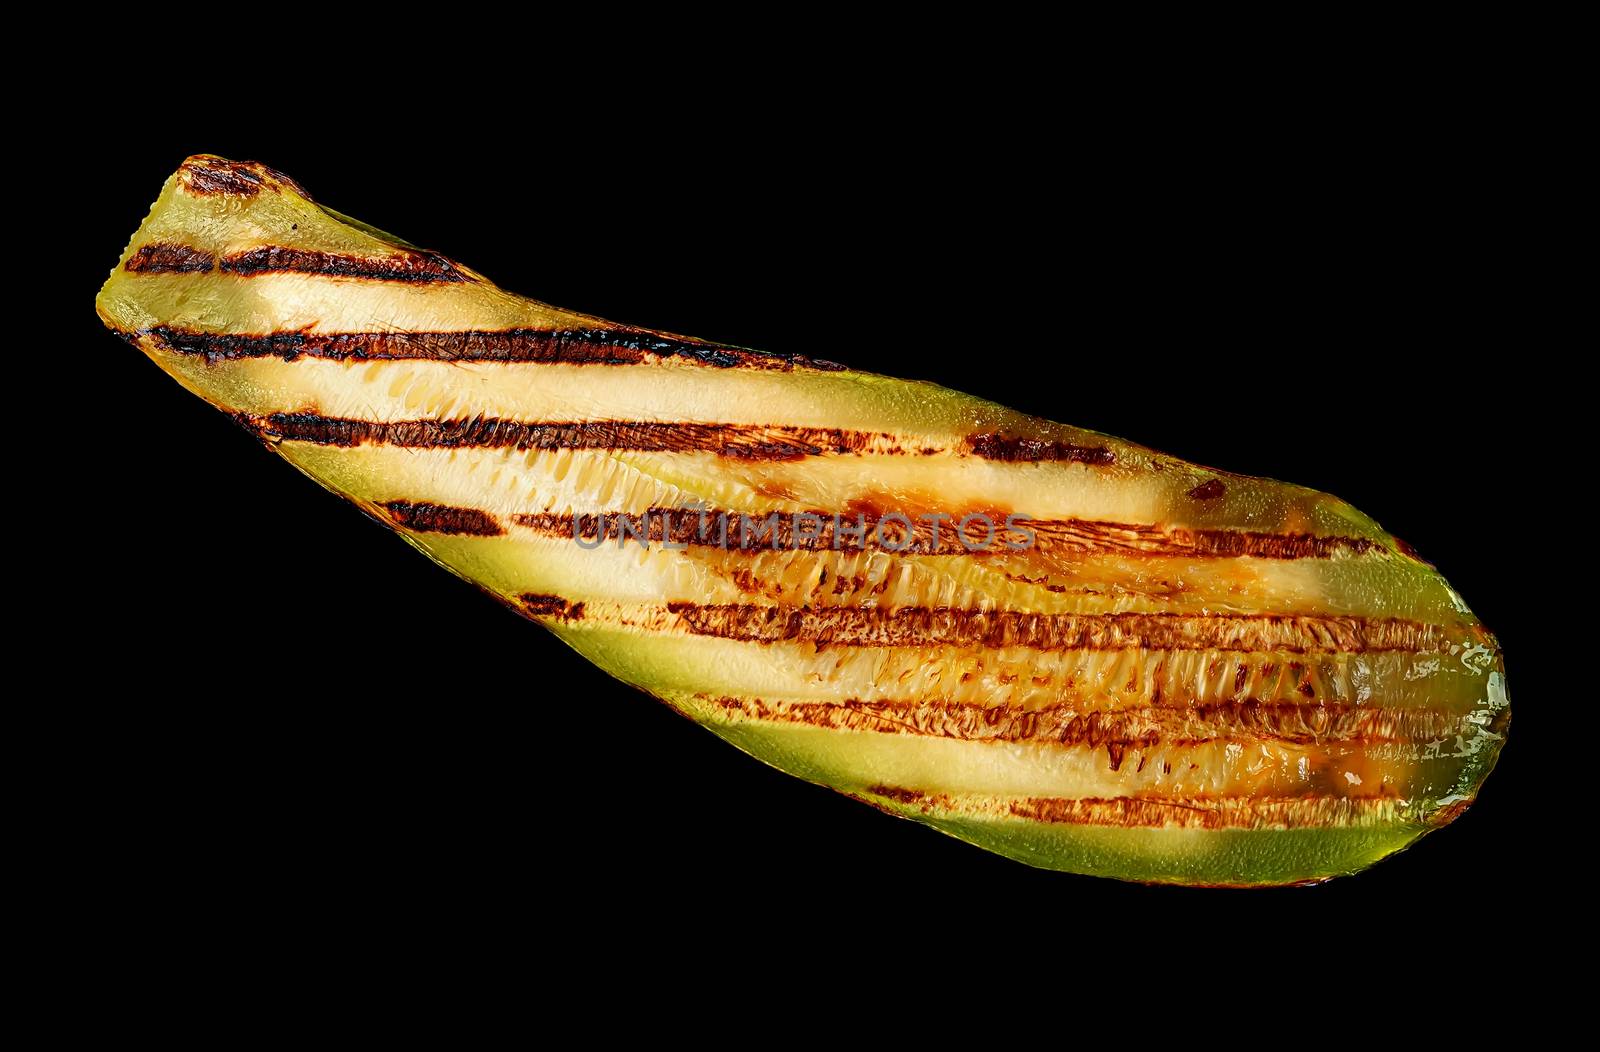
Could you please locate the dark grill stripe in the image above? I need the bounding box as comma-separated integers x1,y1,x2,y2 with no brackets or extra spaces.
238,413,1154,468
861,787,1411,830
124,243,216,274
380,501,503,536
178,156,265,196
966,433,1115,464
244,413,904,460
218,246,469,283
1004,794,1404,830
519,593,586,619
176,155,308,198
701,695,1473,746
664,603,1455,654
140,324,843,371
510,508,1378,559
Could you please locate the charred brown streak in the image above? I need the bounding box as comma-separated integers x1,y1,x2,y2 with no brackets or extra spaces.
518,507,1029,555
521,509,835,552
518,593,585,619
865,789,1404,830
1006,796,1400,831
244,413,898,460
512,508,1377,560
967,433,1115,465
1032,518,1379,559
219,247,469,283
1190,531,1376,558
702,696,1471,746
866,785,925,805
381,500,504,536
177,155,307,198
666,603,1458,654
142,324,843,370
1187,478,1227,501
124,243,216,274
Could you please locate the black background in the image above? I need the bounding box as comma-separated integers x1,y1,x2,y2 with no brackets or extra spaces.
58,104,1544,954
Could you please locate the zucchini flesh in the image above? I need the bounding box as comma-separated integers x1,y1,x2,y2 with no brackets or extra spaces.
95,155,1508,885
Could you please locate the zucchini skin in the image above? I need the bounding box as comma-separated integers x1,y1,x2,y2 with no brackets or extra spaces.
96,155,1508,886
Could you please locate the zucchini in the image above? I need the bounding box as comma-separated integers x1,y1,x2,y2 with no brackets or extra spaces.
95,155,1508,885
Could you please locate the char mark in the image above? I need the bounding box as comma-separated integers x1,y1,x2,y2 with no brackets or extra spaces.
381,500,504,536
244,413,899,460
866,785,925,805
141,325,843,371
665,603,1451,654
177,155,308,198
967,433,1115,465
518,593,585,619
219,246,468,283
1034,518,1379,559
1007,795,1405,830
863,788,1408,830
511,507,1380,560
702,695,1473,746
124,243,216,274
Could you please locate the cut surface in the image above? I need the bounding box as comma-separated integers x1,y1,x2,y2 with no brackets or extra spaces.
95,155,1509,885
